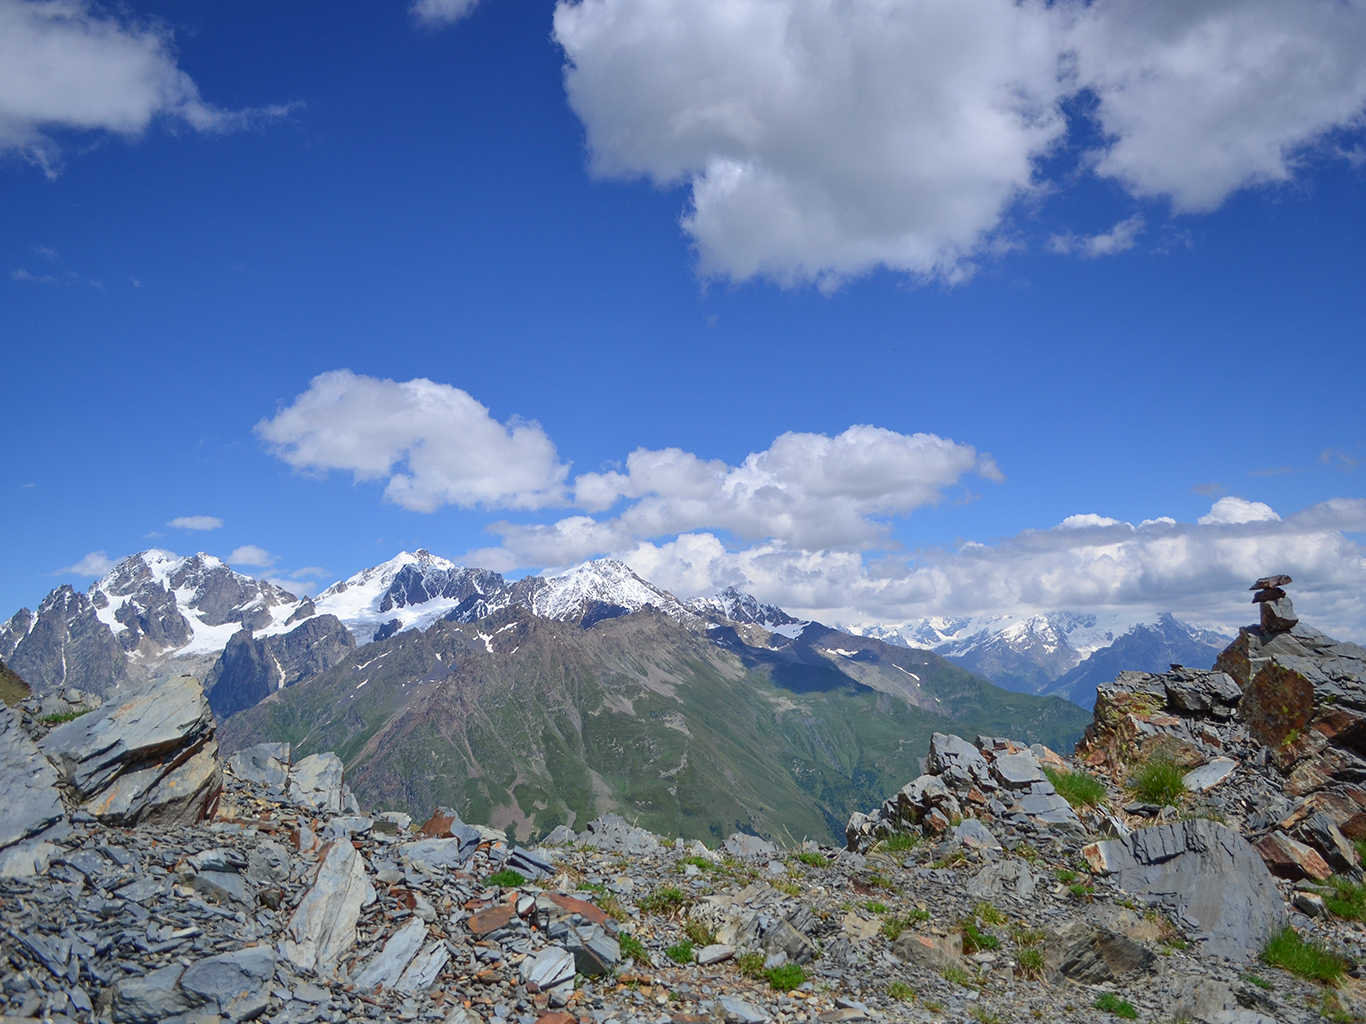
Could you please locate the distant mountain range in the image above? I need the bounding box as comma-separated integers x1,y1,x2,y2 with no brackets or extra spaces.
2,550,1096,843
847,611,1232,708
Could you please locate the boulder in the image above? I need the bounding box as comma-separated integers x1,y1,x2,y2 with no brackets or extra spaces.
354,917,427,990
891,931,962,970
1242,663,1315,748
0,703,63,851
1046,920,1155,985
281,839,373,975
39,674,219,825
1253,830,1332,882
967,859,1037,900
226,742,291,788
177,944,276,1020
724,832,778,861
394,940,450,993
111,964,194,1023
287,752,350,812
1083,820,1283,960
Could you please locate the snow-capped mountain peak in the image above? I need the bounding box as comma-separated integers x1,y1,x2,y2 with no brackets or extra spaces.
314,550,506,643
519,558,692,624
89,549,303,656
686,586,807,636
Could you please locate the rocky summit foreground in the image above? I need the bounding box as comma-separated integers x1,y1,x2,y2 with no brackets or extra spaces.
4,580,1366,1024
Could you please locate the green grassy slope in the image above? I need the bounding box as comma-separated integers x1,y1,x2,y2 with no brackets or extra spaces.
220,608,1090,845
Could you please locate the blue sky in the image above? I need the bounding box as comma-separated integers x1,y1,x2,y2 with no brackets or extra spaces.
3,0,1365,635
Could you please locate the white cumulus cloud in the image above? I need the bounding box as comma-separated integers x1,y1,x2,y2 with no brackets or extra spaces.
0,0,291,173
466,426,1000,569
256,370,571,513
552,0,1366,286
227,545,276,568
1071,0,1366,212
168,515,223,531
1197,496,1281,526
54,550,116,576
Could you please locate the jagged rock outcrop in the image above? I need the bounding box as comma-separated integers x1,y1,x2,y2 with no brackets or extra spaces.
845,731,1082,851
38,674,220,826
1077,575,1366,898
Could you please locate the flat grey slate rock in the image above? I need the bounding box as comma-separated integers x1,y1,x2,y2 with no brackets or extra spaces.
1085,819,1284,960
0,703,64,851
719,995,769,1023
40,674,213,798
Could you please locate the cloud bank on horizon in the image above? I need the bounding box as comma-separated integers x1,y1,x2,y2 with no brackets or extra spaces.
255,371,1366,638
549,0,1366,286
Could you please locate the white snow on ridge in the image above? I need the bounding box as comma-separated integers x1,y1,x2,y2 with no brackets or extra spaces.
532,558,689,620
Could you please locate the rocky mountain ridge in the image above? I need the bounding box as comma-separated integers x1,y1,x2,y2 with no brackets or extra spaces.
849,611,1231,707
4,574,1366,1024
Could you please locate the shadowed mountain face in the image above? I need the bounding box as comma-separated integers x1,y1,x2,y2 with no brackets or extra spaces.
1045,614,1231,709
219,608,1090,846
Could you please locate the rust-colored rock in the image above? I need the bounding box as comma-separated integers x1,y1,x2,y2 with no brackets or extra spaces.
1214,630,1255,689
467,903,519,939
420,807,460,839
1242,662,1315,748
1311,707,1366,756
543,893,610,928
1339,812,1366,841
1284,746,1360,798
1277,791,1360,832
536,1013,576,1024
1254,831,1332,881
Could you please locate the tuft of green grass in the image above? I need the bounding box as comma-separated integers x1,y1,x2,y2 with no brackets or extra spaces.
1241,973,1273,991
969,1007,1003,1024
597,894,628,922
772,879,800,896
973,902,1007,926
960,920,1001,954
1042,766,1107,808
486,869,526,887
736,952,766,979
618,933,647,962
576,880,607,893
861,900,889,914
639,885,690,916
887,981,914,1001
940,964,973,988
665,939,695,964
1010,925,1045,947
1016,948,1044,977
1324,877,1366,921
41,707,93,725
1092,993,1137,1019
683,920,715,946
876,831,921,853
1127,755,1188,807
765,963,807,991
794,851,826,867
1260,927,1346,984
1055,868,1078,883
1069,882,1096,899
678,855,716,873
